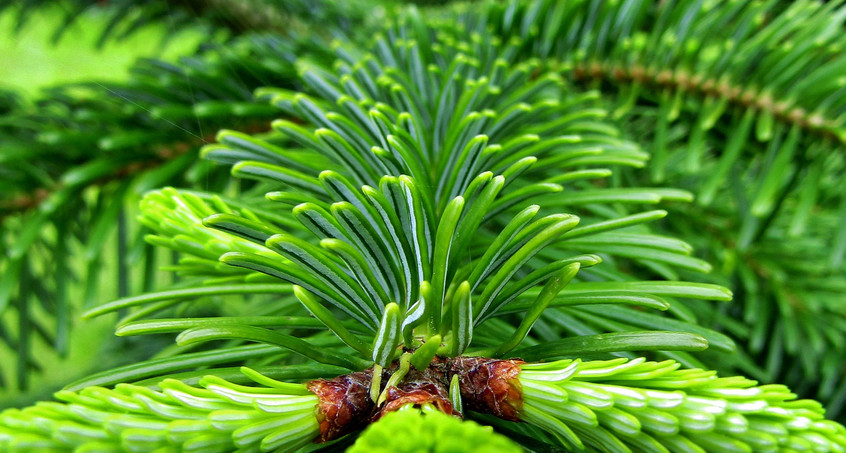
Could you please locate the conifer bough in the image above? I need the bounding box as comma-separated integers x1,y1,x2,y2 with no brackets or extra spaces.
3,0,846,451
3,358,845,452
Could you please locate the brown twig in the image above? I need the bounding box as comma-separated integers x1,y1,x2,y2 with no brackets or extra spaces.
570,61,842,145
0,121,271,225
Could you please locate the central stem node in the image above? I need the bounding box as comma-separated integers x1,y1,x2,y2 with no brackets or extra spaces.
307,356,525,442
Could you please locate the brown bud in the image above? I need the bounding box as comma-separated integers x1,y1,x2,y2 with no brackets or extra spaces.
449,357,525,421
376,383,460,420
374,357,459,420
307,369,375,442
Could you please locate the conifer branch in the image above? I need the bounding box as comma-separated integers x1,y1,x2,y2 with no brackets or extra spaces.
2,0,846,450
